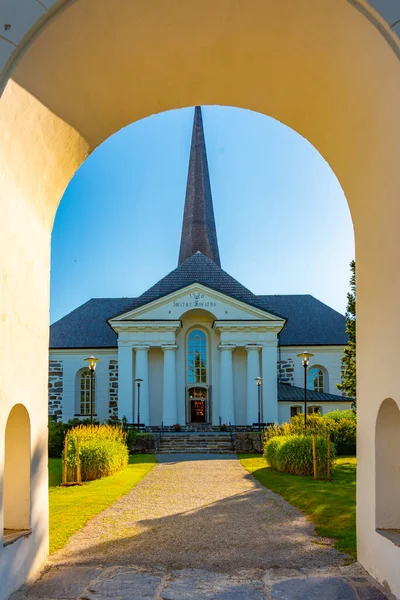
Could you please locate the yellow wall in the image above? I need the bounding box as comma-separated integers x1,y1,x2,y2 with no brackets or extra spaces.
1,0,400,596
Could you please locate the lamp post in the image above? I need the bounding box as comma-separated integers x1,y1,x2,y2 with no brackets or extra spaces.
296,351,314,431
84,356,100,424
255,377,262,431
135,378,143,428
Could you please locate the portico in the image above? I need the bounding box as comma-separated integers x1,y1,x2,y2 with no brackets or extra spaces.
109,284,285,427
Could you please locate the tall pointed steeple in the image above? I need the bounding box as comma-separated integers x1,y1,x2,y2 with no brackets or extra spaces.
178,106,221,267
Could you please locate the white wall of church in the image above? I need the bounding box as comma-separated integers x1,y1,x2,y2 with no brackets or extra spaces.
278,402,352,423
280,346,346,396
49,349,117,422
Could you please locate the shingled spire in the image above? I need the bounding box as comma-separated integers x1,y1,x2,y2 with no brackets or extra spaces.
178,106,221,267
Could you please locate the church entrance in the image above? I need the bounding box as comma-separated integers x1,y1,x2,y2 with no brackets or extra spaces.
188,387,208,423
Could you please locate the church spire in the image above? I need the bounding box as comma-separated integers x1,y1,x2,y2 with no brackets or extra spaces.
178,106,221,267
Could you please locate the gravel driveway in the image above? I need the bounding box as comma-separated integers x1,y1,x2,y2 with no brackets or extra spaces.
48,454,345,574
13,455,391,600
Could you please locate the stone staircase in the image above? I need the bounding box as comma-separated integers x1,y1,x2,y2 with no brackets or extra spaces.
157,432,235,454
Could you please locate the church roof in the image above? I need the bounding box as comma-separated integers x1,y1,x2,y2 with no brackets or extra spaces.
278,383,350,402
178,107,221,267
49,255,348,348
112,252,283,317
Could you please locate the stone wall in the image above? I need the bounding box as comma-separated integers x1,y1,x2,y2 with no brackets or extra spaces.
109,359,118,419
278,356,294,385
49,360,63,421
233,432,263,453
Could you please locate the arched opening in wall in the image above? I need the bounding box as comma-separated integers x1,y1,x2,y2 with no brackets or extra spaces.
1,0,400,594
3,404,31,546
376,398,400,546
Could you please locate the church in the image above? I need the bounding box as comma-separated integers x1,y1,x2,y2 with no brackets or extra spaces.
49,107,351,428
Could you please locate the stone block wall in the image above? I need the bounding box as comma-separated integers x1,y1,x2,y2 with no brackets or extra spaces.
109,359,118,419
278,357,294,385
49,360,63,420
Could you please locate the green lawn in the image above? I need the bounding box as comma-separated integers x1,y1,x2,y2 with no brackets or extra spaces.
48,454,156,554
239,454,356,559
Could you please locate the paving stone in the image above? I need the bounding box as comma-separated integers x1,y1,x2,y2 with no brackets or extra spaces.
86,569,162,599
162,570,265,600
357,587,388,600
24,567,102,598
270,577,356,600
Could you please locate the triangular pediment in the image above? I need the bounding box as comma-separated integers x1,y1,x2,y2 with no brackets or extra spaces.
109,283,286,323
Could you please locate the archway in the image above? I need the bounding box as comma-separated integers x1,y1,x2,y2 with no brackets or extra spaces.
1,1,400,597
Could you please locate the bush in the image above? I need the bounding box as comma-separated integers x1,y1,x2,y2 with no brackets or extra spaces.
264,410,356,455
48,419,65,458
264,434,336,477
64,424,128,481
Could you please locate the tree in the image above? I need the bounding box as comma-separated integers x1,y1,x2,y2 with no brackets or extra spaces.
337,260,356,405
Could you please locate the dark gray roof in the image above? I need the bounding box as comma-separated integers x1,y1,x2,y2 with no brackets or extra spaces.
278,383,350,402
50,253,348,349
114,252,285,318
258,294,348,346
178,107,221,267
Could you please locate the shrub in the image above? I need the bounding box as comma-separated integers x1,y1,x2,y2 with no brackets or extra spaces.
48,419,66,458
264,434,336,477
264,410,356,455
64,424,128,481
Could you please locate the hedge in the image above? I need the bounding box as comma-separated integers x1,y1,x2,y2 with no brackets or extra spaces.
264,410,356,456
264,434,336,477
64,424,129,481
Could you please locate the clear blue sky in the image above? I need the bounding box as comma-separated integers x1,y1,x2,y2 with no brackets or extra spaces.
50,106,354,324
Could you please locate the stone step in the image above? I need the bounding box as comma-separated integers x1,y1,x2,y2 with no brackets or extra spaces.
157,449,236,454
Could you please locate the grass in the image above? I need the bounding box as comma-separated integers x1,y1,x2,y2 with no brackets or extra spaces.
48,454,156,554
239,454,356,559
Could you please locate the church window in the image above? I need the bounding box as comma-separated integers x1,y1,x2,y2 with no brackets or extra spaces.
290,406,302,417
308,406,322,414
308,367,324,393
80,370,95,415
188,329,207,384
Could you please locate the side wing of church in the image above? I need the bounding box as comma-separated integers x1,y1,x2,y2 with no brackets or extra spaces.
49,107,351,427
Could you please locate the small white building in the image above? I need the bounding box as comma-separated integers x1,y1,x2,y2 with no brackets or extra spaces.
49,107,351,426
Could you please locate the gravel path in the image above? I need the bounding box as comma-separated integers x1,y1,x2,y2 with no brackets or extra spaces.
49,454,346,574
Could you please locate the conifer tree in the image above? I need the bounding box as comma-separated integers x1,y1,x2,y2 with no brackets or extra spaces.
337,260,356,405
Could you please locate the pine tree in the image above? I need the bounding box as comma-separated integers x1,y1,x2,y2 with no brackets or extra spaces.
337,260,356,405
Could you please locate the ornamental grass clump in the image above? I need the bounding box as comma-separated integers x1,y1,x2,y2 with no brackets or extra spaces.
264,434,336,477
264,410,356,456
65,424,128,481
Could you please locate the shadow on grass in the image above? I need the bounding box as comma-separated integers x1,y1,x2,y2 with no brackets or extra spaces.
239,455,356,559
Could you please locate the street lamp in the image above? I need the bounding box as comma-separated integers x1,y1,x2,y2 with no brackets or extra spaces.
135,378,143,428
84,356,100,424
297,351,314,431
255,377,262,431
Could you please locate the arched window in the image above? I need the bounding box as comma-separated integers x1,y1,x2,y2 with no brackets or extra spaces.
308,367,324,393
80,369,95,415
188,329,207,384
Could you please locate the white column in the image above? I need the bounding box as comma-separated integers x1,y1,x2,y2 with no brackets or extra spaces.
261,341,278,424
135,345,150,426
246,345,261,425
162,344,178,426
117,342,134,422
219,344,235,424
